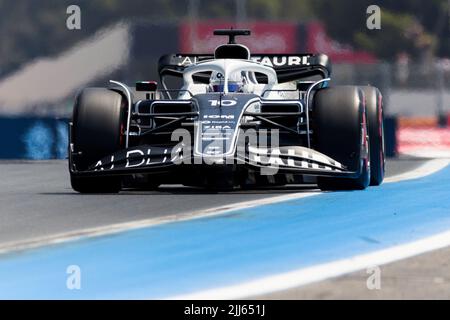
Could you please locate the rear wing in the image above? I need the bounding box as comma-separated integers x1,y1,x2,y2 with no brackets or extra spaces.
158,53,331,84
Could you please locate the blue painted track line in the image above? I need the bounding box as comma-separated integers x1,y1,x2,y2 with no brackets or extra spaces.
0,165,450,299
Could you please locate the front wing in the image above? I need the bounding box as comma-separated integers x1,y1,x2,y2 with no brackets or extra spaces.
69,144,362,179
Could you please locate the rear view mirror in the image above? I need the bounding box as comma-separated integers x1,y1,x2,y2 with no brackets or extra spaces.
136,81,157,99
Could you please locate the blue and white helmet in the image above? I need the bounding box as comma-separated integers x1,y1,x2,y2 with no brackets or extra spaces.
209,71,244,93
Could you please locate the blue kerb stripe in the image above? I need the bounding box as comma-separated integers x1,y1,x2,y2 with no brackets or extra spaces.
0,166,450,299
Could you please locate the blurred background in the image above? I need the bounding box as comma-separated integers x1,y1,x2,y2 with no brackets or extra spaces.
0,0,448,159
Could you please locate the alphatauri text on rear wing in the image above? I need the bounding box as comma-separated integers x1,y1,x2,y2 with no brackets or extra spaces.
158,53,331,84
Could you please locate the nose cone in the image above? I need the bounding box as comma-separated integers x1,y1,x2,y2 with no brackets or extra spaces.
193,93,258,157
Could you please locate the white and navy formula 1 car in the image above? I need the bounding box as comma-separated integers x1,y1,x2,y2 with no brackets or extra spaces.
69,29,384,193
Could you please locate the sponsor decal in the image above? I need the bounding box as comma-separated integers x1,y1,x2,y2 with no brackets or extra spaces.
208,100,237,107
176,55,311,67
251,55,310,67
92,147,173,171
178,56,198,66
89,128,345,177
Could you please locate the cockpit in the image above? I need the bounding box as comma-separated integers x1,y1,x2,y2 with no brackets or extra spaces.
178,59,279,98
209,71,244,93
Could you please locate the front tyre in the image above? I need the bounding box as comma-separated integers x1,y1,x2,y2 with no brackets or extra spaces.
313,86,370,191
70,88,125,193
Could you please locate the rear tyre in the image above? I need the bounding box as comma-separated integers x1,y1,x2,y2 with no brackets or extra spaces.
70,88,125,193
360,86,385,186
313,86,370,191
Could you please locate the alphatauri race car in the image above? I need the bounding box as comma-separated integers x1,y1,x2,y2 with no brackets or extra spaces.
69,29,384,193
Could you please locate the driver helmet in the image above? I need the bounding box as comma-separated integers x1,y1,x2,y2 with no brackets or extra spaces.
210,71,244,93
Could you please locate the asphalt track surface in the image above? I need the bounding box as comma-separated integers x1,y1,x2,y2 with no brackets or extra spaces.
0,159,450,298
0,159,421,246
256,246,450,299
1,161,316,245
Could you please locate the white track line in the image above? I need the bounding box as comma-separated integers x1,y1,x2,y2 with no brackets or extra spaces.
0,159,447,255
0,191,319,255
168,158,450,300
170,229,450,300
385,159,450,183
401,149,450,159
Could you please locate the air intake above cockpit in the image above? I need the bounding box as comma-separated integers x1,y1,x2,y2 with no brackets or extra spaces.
213,29,251,60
